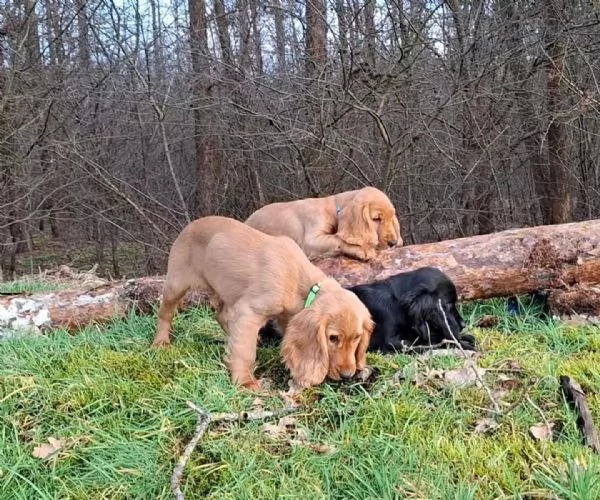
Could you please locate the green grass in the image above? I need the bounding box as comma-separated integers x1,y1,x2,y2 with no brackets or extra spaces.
0,278,68,295
1,299,600,499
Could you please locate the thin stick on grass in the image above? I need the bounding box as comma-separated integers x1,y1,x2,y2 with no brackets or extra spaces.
171,402,212,500
172,400,299,500
438,299,500,414
526,395,553,436
560,375,600,454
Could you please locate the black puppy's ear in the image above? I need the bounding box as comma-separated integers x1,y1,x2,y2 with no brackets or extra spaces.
403,284,436,321
405,287,465,344
402,285,440,342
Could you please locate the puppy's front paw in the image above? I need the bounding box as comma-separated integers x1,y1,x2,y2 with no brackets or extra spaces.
240,379,262,392
459,334,478,352
364,248,377,261
151,336,171,347
348,247,375,262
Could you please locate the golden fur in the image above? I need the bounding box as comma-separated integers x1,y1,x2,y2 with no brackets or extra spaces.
152,216,373,391
245,187,402,261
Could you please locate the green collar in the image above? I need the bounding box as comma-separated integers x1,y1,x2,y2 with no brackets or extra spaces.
304,284,321,308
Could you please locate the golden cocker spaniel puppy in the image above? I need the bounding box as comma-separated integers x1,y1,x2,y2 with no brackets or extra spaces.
245,187,402,261
152,216,374,391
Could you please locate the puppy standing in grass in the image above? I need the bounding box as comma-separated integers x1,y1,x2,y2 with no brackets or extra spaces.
152,216,374,391
245,187,402,261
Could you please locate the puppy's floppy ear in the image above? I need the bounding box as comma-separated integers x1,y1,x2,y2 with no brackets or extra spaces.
337,197,378,248
400,284,440,341
282,308,329,389
392,216,402,245
356,317,374,370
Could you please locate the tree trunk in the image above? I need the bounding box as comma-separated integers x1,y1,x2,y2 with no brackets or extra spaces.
213,0,233,68
541,0,572,224
305,0,327,76
272,0,287,71
2,220,600,334
189,0,220,216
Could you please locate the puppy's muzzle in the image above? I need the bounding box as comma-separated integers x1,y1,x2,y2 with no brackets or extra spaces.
339,371,354,381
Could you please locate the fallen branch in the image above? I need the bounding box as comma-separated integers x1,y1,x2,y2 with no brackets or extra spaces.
2,219,600,335
172,403,212,500
560,375,600,453
172,401,299,499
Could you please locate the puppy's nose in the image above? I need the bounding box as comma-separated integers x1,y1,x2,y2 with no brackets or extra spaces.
340,371,354,381
387,240,397,247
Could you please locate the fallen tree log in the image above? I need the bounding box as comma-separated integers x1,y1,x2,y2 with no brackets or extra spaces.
1,219,599,335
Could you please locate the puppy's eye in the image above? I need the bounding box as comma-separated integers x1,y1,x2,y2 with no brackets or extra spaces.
328,335,339,344
354,334,362,342
372,216,381,221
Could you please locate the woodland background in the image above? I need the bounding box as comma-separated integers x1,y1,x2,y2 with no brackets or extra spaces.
1,0,599,279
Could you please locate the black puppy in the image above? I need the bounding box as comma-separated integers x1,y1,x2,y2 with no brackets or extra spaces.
258,267,476,353
348,267,476,353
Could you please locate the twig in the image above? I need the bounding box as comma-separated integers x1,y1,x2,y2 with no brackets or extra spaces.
171,400,299,499
414,347,477,359
526,395,552,433
560,375,600,453
438,299,500,414
172,402,211,500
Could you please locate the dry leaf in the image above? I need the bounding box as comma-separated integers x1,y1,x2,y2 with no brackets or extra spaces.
354,366,374,383
529,422,555,442
280,384,302,408
261,416,334,454
262,416,297,439
560,314,600,327
475,315,500,328
443,360,485,388
262,422,286,439
306,442,336,454
508,360,523,372
497,374,520,391
258,378,273,391
474,418,499,435
491,388,509,403
32,437,64,459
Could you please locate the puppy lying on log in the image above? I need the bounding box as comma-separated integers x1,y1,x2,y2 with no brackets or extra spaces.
245,187,402,261
152,216,374,391
260,267,476,354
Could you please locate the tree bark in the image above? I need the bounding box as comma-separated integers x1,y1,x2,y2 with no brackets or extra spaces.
540,0,572,224
189,0,221,216
1,219,600,335
305,0,327,76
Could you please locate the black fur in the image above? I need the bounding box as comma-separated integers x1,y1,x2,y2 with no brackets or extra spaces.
258,267,476,353
349,267,476,353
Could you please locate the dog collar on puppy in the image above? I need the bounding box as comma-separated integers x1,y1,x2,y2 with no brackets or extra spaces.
304,284,321,308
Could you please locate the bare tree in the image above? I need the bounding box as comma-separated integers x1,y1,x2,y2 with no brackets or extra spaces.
1,0,599,280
